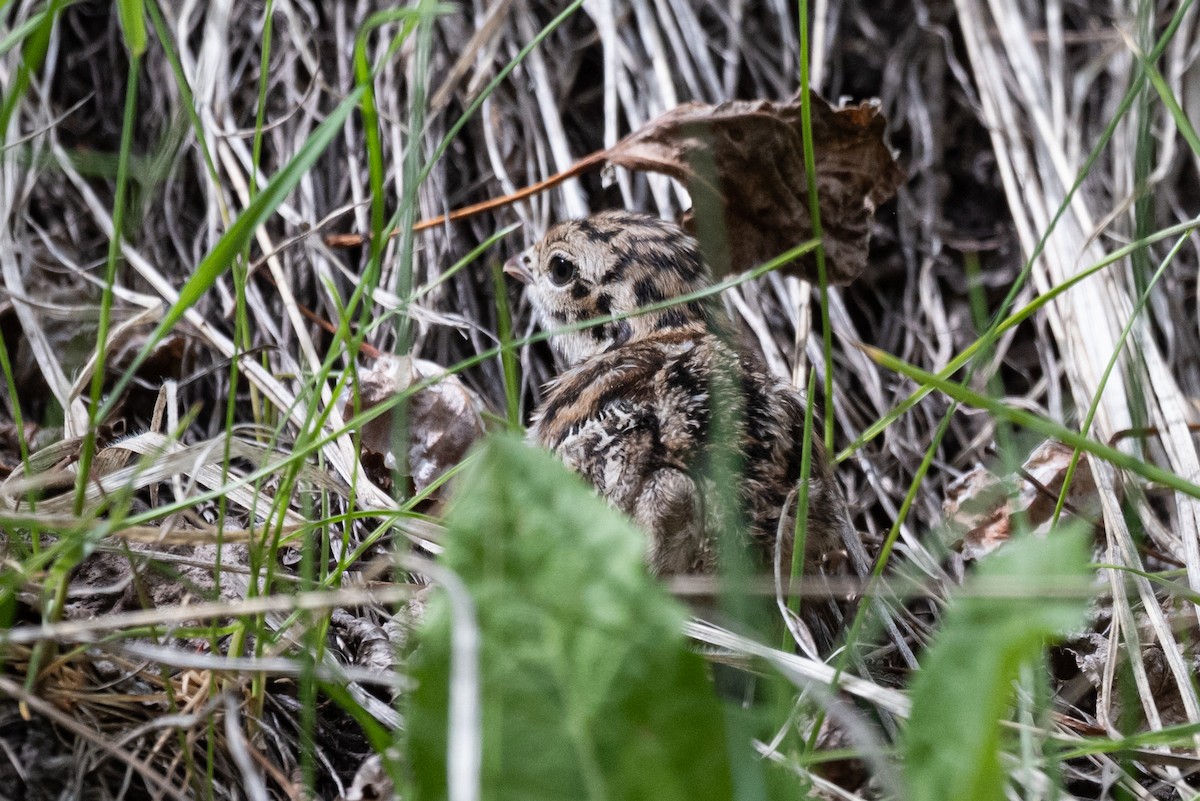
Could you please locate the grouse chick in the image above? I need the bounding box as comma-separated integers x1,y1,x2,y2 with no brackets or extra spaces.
505,210,852,581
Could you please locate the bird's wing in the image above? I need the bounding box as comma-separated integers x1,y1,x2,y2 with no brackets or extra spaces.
530,339,714,573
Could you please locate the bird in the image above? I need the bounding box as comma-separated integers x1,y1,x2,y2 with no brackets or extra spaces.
504,210,854,609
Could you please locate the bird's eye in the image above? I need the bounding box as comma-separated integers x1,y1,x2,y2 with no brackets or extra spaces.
548,254,577,286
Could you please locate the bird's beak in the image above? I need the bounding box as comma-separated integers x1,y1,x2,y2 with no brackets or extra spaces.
503,250,533,284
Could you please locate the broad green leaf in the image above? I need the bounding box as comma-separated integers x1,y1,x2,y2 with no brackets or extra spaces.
410,434,733,801
903,527,1093,801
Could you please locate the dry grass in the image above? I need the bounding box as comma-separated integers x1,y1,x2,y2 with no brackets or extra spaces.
1,0,1199,798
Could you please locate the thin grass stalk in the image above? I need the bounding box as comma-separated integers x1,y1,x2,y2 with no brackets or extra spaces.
796,0,834,451
101,241,819,533
865,347,1200,501
837,216,1200,462
249,0,274,198
243,2,310,742
92,86,366,426
297,576,323,795
222,0,284,699
353,10,416,271
1135,44,1200,157
215,0,271,717
70,50,141,523
339,10,425,528
1050,232,1193,528
0,0,68,146
840,0,1195,463
783,369,816,650
390,3,436,524
1055,718,1200,762
71,63,141,514
1132,0,1157,300
0,325,31,512
239,0,278,427
1122,0,1157,468
394,1,439,356
964,250,1017,472
493,264,521,430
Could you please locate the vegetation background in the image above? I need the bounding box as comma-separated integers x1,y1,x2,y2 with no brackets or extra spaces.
0,0,1198,799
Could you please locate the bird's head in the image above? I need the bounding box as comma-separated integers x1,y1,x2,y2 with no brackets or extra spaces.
505,210,721,366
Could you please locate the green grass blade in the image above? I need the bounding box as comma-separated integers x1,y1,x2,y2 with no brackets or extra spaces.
116,0,146,56
0,0,70,145
73,53,141,514
1133,45,1200,157
864,345,1200,500
838,216,1200,462
95,85,366,425
796,0,835,451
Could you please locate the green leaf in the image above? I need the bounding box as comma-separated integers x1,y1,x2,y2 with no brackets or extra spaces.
116,0,146,57
410,434,733,801
903,527,1093,801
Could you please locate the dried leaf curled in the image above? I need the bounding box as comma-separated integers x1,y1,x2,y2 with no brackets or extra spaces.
943,440,1104,561
604,90,904,283
344,355,486,497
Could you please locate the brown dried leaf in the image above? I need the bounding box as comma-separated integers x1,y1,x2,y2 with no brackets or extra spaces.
942,465,1012,562
344,355,486,498
603,90,904,283
943,441,1104,561
1020,440,1102,524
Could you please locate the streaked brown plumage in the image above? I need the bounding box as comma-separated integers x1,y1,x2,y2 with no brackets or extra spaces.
506,210,852,595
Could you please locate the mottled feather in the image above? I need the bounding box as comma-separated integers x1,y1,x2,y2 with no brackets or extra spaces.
510,210,853,618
